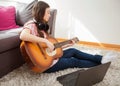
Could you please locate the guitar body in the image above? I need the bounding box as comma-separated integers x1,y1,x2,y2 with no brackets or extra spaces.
20,33,79,73
20,36,63,73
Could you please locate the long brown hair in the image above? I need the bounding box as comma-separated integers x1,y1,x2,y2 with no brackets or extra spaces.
32,1,50,23
32,1,50,37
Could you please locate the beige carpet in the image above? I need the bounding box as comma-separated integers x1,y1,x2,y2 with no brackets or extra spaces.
0,44,120,86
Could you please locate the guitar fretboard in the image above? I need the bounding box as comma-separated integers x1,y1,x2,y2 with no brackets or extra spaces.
54,40,72,49
54,37,79,49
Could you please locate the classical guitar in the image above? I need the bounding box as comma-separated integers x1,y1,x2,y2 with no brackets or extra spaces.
20,37,79,73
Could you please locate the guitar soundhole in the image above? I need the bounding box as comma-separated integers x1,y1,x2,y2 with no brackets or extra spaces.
46,48,57,56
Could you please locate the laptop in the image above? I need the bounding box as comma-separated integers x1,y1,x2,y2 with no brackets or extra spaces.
57,62,111,86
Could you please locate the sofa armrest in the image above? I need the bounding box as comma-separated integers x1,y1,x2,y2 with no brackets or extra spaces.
48,9,57,37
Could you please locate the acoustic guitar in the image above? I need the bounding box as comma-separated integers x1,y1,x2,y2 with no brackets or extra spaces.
20,37,79,73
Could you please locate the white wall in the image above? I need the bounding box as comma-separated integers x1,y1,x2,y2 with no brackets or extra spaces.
16,0,120,45
41,0,120,45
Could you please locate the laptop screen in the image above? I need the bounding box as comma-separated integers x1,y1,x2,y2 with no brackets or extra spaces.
57,62,111,86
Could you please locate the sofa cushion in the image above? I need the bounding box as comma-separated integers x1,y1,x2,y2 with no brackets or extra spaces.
0,6,19,30
0,0,38,26
0,32,21,53
16,0,38,26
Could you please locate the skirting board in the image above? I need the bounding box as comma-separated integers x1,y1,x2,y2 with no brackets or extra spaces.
57,38,120,52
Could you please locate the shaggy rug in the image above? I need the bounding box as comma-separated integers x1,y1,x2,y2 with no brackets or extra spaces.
0,44,120,86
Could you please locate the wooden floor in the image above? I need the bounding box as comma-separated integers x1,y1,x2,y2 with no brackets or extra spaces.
57,38,120,52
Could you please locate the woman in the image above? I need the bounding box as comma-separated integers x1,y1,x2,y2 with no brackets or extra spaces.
20,1,115,73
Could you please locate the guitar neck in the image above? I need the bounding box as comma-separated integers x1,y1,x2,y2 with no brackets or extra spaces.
54,40,73,49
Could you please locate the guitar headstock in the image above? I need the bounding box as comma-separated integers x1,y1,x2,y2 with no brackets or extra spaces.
70,37,79,43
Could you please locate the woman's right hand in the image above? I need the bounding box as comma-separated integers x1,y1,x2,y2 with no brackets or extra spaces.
45,40,55,52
